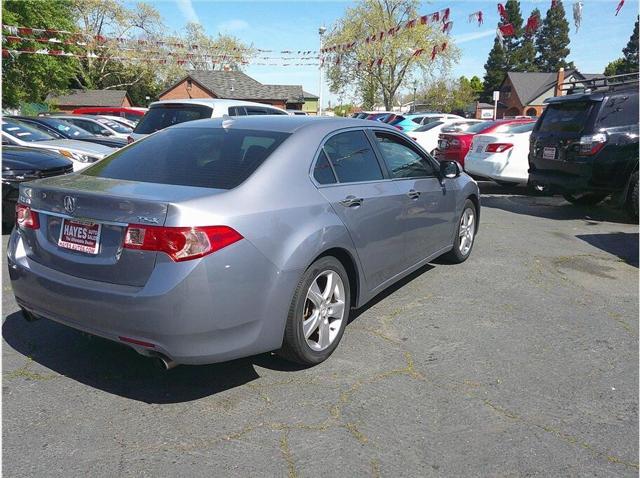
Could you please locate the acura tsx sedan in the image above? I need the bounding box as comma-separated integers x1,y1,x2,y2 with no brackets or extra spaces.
8,116,480,367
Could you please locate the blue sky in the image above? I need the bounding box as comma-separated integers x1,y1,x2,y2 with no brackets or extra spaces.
147,0,639,106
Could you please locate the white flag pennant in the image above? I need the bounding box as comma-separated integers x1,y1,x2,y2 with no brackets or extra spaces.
572,2,583,32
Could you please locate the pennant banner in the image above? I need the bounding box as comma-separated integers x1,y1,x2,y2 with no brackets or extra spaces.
572,2,583,31
468,11,483,26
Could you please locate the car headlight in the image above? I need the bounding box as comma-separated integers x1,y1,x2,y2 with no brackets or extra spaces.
2,170,40,182
58,149,92,163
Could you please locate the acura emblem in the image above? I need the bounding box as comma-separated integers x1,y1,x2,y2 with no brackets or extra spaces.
63,196,77,214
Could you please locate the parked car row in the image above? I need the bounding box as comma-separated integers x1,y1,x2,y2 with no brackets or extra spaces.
350,111,465,133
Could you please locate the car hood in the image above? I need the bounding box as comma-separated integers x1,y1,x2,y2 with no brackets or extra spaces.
34,139,115,156
2,148,72,170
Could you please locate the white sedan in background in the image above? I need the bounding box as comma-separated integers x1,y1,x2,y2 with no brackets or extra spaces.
409,119,482,155
464,122,535,186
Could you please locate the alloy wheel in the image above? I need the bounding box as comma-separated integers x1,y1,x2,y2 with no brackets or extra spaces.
458,208,475,256
302,270,346,351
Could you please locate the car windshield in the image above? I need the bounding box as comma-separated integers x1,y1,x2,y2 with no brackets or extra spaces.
43,119,94,138
508,122,536,133
2,119,56,142
134,104,213,134
538,101,594,134
414,121,444,132
83,127,290,190
96,118,132,133
389,116,405,125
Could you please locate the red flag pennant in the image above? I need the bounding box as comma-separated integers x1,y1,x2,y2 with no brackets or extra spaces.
499,23,515,36
17,27,32,36
525,13,540,34
420,15,429,25
442,21,453,34
376,57,383,66
431,45,438,60
5,36,20,44
551,0,558,7
441,41,448,52
615,0,624,15
406,18,417,29
441,8,450,23
431,12,440,22
2,48,9,58
498,3,508,22
412,48,424,57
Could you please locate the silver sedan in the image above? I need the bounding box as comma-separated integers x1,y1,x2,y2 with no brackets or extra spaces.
7,116,479,367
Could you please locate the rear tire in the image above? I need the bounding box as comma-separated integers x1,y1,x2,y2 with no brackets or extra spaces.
562,192,608,205
625,171,639,220
278,256,350,365
442,199,477,264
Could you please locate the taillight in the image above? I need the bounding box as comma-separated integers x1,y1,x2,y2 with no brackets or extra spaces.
123,224,242,262
485,143,513,153
448,139,461,148
578,133,607,155
16,203,39,230
126,136,134,144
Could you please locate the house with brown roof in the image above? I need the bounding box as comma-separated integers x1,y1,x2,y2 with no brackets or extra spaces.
46,89,133,112
497,68,604,118
159,70,318,112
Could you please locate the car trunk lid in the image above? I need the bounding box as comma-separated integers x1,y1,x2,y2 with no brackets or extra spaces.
18,175,218,287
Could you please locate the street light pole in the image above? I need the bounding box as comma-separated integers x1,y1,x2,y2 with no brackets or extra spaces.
318,25,326,116
412,80,418,113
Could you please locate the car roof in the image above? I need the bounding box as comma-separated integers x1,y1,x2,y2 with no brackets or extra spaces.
172,115,399,135
148,98,287,110
50,114,104,122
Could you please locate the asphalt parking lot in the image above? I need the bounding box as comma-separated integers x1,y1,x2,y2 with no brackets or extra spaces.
2,183,638,477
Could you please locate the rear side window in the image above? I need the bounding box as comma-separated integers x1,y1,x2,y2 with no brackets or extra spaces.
134,104,213,134
596,94,639,128
228,106,247,116
411,117,424,124
68,119,109,136
323,130,383,183
538,101,594,133
313,150,337,184
83,128,290,190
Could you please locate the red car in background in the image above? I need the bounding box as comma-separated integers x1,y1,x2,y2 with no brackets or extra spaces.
71,107,148,122
435,119,534,168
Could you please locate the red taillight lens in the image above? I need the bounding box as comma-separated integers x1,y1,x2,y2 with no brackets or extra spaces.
485,143,513,153
578,133,607,155
15,204,39,230
126,136,134,144
123,224,242,262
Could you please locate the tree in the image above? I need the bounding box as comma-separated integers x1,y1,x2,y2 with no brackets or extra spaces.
604,17,639,75
502,0,525,69
469,75,483,95
324,0,457,111
2,0,80,108
535,0,573,71
405,76,479,113
482,38,507,101
517,8,539,71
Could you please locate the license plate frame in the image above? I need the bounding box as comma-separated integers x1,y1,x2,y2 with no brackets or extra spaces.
58,218,102,255
543,146,557,160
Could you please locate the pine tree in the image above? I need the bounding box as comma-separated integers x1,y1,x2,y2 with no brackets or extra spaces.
603,16,638,75
502,0,525,69
482,38,508,101
517,8,540,71
621,16,639,72
535,0,573,71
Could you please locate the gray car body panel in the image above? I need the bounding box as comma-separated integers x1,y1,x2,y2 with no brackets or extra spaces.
8,116,479,364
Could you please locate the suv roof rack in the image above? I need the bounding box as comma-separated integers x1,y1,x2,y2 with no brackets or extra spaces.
560,72,639,95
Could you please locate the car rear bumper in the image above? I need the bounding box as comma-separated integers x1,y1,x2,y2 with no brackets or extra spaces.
7,228,301,365
465,154,528,184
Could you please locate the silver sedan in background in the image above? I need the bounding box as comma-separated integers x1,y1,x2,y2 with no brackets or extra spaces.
7,116,479,368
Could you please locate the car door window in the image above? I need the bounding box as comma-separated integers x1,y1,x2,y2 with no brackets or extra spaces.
374,132,435,178
246,107,268,115
72,119,108,135
228,106,247,116
323,130,383,183
313,150,337,184
264,108,288,115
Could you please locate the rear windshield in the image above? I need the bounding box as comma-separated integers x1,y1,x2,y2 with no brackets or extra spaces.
389,116,405,125
96,118,132,133
467,121,496,133
133,104,213,134
83,127,290,189
509,122,536,133
414,121,444,132
538,101,594,133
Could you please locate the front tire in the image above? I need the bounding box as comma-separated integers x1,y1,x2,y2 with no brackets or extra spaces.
279,256,350,365
442,199,477,264
562,192,608,205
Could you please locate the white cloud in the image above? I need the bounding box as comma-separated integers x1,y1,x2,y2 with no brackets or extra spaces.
453,29,496,45
217,19,250,33
176,0,200,25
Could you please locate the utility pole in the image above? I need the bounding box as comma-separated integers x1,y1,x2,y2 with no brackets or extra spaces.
318,25,326,116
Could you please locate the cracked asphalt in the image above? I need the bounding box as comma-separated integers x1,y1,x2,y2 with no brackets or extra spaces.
2,183,638,477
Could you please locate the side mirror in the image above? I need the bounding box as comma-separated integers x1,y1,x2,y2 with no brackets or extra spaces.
440,160,461,179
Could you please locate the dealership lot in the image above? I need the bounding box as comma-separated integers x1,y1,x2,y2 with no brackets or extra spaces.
2,183,638,477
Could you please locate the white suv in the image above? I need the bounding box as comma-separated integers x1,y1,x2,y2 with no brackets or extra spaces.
129,99,288,142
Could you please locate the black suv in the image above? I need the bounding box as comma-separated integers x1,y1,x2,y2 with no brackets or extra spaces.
529,73,639,219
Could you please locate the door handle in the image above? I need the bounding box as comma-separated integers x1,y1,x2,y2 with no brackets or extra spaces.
407,189,421,200
339,195,364,208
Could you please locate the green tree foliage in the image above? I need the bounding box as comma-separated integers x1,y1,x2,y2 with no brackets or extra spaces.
604,17,639,75
324,0,457,110
482,38,507,102
2,0,80,108
535,0,573,71
517,8,540,72
409,76,479,113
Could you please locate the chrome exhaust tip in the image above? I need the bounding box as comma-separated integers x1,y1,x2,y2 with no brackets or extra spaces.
155,354,178,370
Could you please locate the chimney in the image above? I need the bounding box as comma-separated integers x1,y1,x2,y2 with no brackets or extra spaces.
555,67,565,96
